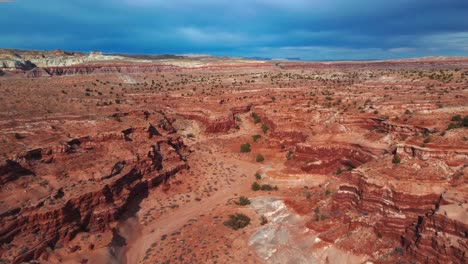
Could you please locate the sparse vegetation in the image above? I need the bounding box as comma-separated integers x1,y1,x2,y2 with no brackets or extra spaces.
392,155,401,164
255,172,262,180
335,168,344,175
261,123,269,134
252,182,278,191
256,154,264,162
251,182,261,191
447,123,458,130
235,196,251,206
240,143,251,153
252,134,261,142
447,115,468,130
451,115,462,122
251,112,261,124
223,213,250,230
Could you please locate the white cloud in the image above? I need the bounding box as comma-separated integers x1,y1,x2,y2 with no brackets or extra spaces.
420,31,468,51
178,27,246,44
388,47,416,53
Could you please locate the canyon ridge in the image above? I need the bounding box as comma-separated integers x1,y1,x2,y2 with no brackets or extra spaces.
0,49,467,264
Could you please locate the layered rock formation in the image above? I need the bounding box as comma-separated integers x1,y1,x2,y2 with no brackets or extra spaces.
0,49,466,264
0,112,189,263
333,162,466,263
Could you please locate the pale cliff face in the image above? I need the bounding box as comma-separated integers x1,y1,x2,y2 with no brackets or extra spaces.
0,49,131,69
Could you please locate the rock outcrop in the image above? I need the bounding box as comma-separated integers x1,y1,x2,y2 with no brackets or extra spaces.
0,115,190,263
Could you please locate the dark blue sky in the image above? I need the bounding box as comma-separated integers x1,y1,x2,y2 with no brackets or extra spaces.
1,0,467,60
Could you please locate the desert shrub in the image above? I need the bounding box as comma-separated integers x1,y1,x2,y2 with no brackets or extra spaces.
260,216,268,225
260,184,278,191
463,116,468,127
223,213,251,230
423,137,431,144
251,113,261,124
286,151,294,160
271,96,276,102
451,115,462,122
255,172,262,180
325,190,331,195
392,155,401,164
261,123,269,134
256,154,264,162
335,168,344,175
252,134,261,142
236,196,251,206
240,143,251,153
251,182,261,191
447,123,458,130
14,133,25,139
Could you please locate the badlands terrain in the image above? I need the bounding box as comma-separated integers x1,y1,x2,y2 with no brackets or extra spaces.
0,49,467,264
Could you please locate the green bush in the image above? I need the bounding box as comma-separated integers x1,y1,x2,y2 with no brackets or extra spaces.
451,115,462,122
256,154,264,162
261,124,269,134
447,123,458,130
262,184,279,191
223,213,251,230
240,143,251,153
252,182,277,191
392,155,401,164
236,196,251,206
325,190,331,195
251,182,261,191
251,113,261,124
463,116,468,127
252,134,261,142
255,172,262,180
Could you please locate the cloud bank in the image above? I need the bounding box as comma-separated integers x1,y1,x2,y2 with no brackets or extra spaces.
0,0,467,59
